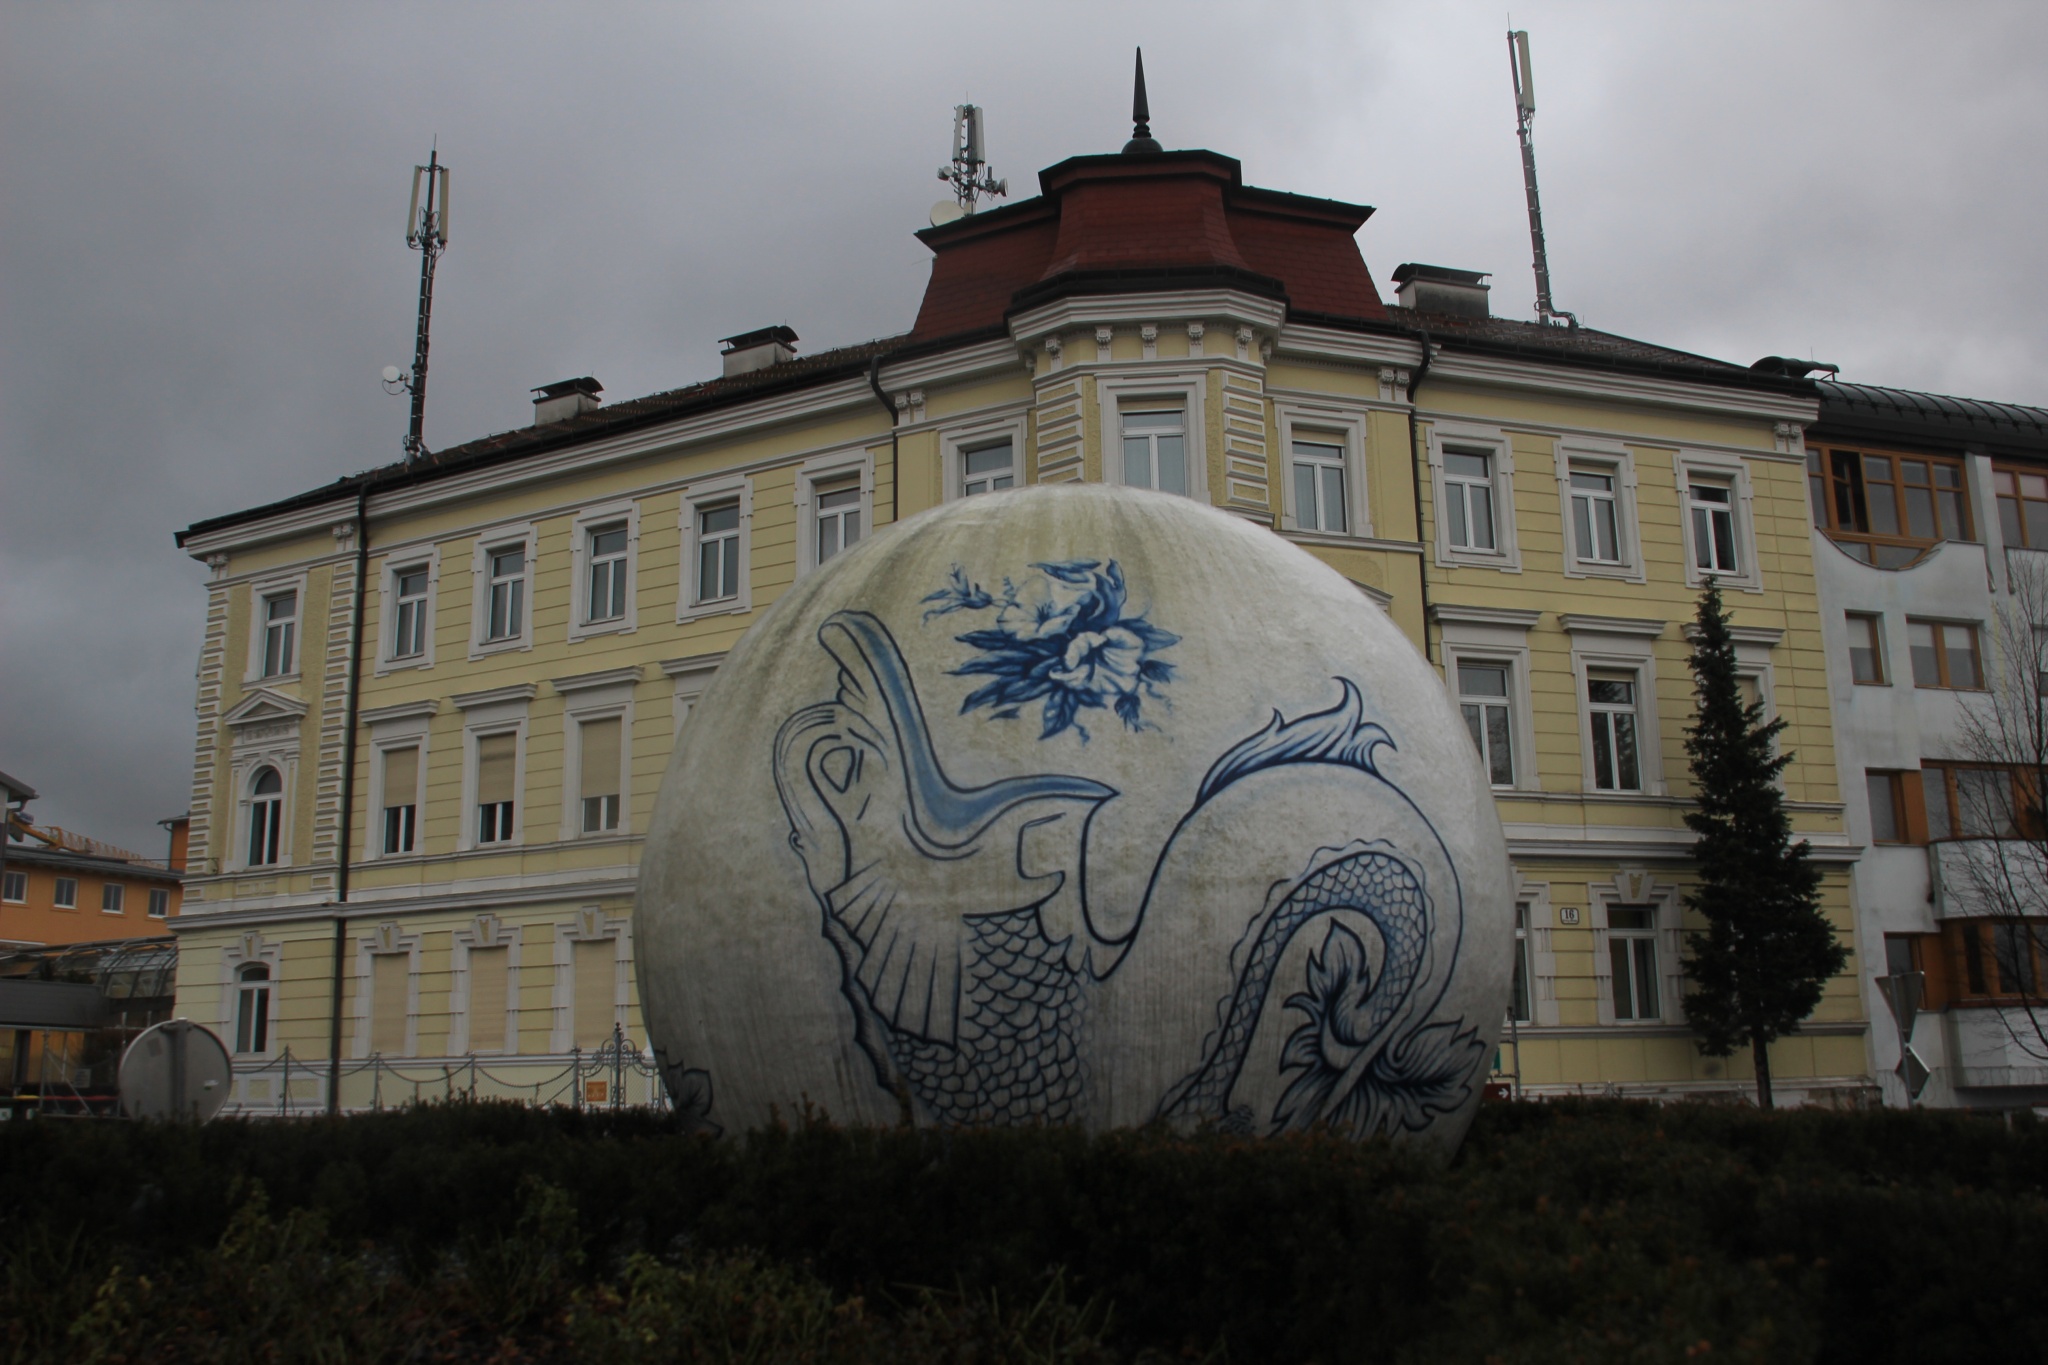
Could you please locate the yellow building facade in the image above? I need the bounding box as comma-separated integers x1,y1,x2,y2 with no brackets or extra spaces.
172,140,1867,1114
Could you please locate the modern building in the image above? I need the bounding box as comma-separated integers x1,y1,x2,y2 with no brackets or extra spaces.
1802,377,2048,1108
169,107,1867,1115
2,803,186,949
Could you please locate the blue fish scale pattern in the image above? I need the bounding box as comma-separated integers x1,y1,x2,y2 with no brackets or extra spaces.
888,907,1085,1125
1161,851,1428,1122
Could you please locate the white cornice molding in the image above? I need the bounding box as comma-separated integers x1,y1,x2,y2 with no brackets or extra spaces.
659,652,727,678
1008,289,1287,346
1273,323,1423,369
877,337,1022,392
220,687,310,726
172,867,641,929
450,682,539,710
358,698,441,726
1429,604,1543,629
550,665,646,694
1424,350,1820,425
1680,623,1787,647
1559,612,1668,637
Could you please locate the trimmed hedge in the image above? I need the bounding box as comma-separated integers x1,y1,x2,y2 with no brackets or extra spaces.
4,1099,2046,1362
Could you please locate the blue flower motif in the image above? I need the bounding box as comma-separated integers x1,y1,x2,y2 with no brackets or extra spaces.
921,559,1178,742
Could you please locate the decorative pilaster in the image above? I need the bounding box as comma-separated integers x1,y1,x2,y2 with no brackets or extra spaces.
1221,370,1271,515
1033,370,1087,483
310,554,364,881
185,584,232,887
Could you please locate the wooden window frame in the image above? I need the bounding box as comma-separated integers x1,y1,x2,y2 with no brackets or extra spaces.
1994,465,2048,549
1846,611,1888,686
1906,618,1984,691
1806,444,1973,566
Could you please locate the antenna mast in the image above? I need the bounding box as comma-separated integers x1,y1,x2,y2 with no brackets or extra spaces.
1508,31,1575,328
937,105,1006,213
388,149,450,461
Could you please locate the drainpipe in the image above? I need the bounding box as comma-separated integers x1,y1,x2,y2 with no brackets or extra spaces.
867,353,899,525
328,485,369,1114
1405,327,1436,663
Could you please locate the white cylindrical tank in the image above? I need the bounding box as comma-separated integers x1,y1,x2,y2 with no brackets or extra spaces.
638,485,1513,1152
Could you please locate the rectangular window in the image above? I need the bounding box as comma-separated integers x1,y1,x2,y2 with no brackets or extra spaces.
1846,612,1887,685
1907,619,1982,689
392,566,429,659
1950,921,2048,1001
579,717,623,835
1809,447,1971,565
53,877,77,909
573,939,616,1048
148,888,169,918
1442,449,1497,551
1569,466,1621,563
814,481,862,564
485,546,525,642
695,503,741,603
476,732,517,844
1456,662,1515,787
1608,906,1661,1021
371,954,408,1055
100,884,123,914
586,524,628,623
467,946,509,1052
1,871,23,903
235,970,271,1054
261,590,297,677
962,439,1015,497
1923,764,2026,840
1121,406,1188,495
1510,902,1533,1024
1291,439,1348,533
1995,468,2048,549
1688,480,1739,574
1587,672,1643,793
381,746,419,855
1867,770,1908,844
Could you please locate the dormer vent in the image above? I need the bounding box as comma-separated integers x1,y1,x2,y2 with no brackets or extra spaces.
1391,264,1491,319
720,325,799,378
531,376,603,425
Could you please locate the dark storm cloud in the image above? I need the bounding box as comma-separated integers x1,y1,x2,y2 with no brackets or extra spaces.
3,2,2043,851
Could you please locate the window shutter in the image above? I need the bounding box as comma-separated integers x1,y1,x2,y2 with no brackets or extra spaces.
580,718,622,801
467,946,508,1052
573,939,615,1048
383,747,418,805
476,733,516,805
371,954,409,1054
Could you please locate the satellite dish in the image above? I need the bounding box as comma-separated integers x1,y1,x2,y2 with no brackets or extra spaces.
929,200,965,228
119,1019,232,1123
381,365,404,384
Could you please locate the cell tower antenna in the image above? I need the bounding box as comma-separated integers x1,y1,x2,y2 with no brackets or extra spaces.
936,104,1007,216
1508,30,1576,329
383,148,451,461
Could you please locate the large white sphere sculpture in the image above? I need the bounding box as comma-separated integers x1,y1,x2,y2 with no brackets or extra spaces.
638,485,1513,1150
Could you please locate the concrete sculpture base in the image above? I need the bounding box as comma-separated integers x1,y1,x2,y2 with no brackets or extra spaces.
638,486,1513,1151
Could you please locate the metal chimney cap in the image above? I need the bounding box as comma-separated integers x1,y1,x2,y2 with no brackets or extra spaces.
530,376,604,400
1391,263,1490,286
719,325,800,353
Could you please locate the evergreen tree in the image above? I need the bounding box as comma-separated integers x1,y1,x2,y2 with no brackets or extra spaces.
1680,579,1846,1109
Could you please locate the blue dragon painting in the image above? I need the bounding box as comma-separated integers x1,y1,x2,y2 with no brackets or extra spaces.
771,560,1484,1137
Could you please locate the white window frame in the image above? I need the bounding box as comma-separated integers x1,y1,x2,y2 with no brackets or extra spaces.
52,877,77,909
449,912,522,1057
1677,453,1763,592
1563,615,1668,796
147,887,170,918
100,883,124,915
552,668,639,842
221,695,304,873
1511,880,1562,1027
359,699,436,862
1453,658,1520,790
940,410,1029,502
243,571,308,684
1590,870,1683,1028
1,870,24,903
1432,605,1542,792
662,653,724,739
375,546,439,674
552,906,630,1054
1097,373,1210,500
1553,440,1643,582
1275,401,1371,538
1426,422,1521,571
453,685,534,852
352,920,422,1059
243,764,288,868
793,448,875,578
568,500,640,642
469,523,536,658
679,475,753,620
222,931,283,1060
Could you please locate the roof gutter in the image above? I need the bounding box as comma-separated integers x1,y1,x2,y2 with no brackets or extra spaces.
867,353,900,526
1405,326,1436,664
328,484,368,1114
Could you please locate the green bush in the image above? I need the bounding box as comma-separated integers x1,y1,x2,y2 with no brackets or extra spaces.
2,1100,2044,1362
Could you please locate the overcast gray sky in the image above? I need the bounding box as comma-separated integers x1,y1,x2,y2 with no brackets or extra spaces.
4,1,2044,855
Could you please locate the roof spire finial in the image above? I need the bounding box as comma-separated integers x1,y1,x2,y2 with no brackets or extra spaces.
1122,47,1162,154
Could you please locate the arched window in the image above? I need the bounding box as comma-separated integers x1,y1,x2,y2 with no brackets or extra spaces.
234,963,272,1054
248,767,283,867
